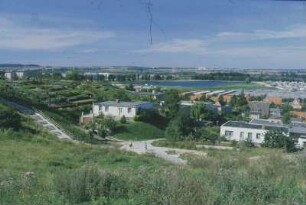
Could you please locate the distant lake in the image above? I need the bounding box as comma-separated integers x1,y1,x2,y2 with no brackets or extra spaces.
138,80,231,88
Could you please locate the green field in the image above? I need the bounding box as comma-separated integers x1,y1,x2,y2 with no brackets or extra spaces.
114,121,164,140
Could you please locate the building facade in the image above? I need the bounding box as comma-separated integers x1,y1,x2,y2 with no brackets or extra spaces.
221,119,306,148
92,101,153,118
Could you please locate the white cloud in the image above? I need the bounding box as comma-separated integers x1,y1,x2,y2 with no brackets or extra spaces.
78,48,100,54
0,17,114,50
136,39,207,54
217,25,306,41
135,25,306,61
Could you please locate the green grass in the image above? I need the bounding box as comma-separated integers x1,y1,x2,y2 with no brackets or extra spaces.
1,126,306,204
0,128,171,204
114,121,164,140
2,100,306,204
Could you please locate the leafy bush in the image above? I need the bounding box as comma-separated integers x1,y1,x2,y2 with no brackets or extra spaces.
120,115,127,124
165,112,195,141
55,165,128,203
136,109,168,129
263,130,296,152
194,127,220,143
0,104,21,130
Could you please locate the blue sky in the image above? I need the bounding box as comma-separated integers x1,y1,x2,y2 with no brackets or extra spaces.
0,0,305,69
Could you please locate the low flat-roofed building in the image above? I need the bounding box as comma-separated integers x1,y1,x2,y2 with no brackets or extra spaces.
220,120,288,145
93,100,154,118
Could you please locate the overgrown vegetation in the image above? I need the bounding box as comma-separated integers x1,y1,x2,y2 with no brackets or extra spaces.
1,107,306,204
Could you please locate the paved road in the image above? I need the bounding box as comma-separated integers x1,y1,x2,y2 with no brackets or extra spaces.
0,97,72,140
119,139,207,165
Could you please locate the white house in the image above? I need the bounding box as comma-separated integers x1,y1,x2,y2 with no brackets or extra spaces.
15,71,24,79
4,71,25,80
4,72,17,81
290,98,302,110
221,119,306,148
220,120,289,145
92,101,153,118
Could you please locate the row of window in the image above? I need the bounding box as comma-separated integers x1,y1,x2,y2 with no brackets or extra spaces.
224,130,261,140
100,106,132,114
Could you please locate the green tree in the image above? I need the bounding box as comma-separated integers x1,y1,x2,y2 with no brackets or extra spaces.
191,103,206,121
165,112,195,141
263,130,296,152
218,95,226,106
0,105,21,130
282,113,291,124
163,89,180,118
125,83,134,91
120,115,127,124
65,70,80,80
194,127,219,144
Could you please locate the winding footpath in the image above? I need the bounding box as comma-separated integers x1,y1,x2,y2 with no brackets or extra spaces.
0,97,72,140
119,139,207,165
1,97,207,165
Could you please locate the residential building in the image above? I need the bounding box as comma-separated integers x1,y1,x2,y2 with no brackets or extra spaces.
131,90,164,100
248,101,270,119
269,108,282,119
180,101,218,116
15,71,24,79
190,91,210,101
4,72,17,81
214,101,232,113
289,121,306,148
263,96,283,105
221,119,306,148
220,120,288,145
290,111,306,122
92,100,153,118
289,98,302,110
4,71,26,80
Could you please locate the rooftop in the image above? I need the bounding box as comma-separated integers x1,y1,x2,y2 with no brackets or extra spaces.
222,121,288,132
94,101,151,107
249,119,284,127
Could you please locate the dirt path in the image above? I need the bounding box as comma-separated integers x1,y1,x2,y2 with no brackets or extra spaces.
0,97,72,140
119,139,207,165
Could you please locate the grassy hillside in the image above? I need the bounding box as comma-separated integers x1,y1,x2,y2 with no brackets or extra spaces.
114,121,164,140
0,128,171,204
2,127,306,205
1,103,306,204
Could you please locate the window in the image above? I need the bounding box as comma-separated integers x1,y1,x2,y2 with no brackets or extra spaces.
119,108,123,114
225,131,233,138
256,133,261,139
105,106,109,112
248,132,252,139
128,107,132,113
240,132,244,139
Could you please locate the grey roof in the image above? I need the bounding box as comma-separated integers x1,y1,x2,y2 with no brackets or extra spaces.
290,122,306,135
290,126,306,135
250,119,284,127
222,121,288,132
94,101,151,108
